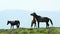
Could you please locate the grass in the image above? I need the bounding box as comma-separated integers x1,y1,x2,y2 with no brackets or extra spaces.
0,27,60,34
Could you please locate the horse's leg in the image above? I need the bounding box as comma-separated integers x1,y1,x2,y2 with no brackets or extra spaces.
38,22,39,28
13,26,14,29
47,22,49,28
12,25,14,29
18,25,19,28
11,25,13,29
46,22,47,28
34,23,36,28
46,22,49,28
10,25,12,29
17,25,19,28
17,23,20,28
12,26,13,29
10,26,11,29
31,23,33,27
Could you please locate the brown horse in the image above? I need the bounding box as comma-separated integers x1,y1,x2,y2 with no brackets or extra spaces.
31,16,36,28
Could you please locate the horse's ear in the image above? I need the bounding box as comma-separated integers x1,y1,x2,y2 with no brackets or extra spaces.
34,12,36,14
32,12,36,14
33,12,35,13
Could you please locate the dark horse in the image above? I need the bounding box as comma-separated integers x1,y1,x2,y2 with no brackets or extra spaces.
7,20,20,28
30,12,53,28
31,16,36,28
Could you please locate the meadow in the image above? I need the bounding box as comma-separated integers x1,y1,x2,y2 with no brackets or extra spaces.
0,27,60,34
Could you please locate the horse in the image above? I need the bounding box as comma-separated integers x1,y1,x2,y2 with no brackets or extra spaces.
30,12,53,28
7,20,20,29
31,16,36,28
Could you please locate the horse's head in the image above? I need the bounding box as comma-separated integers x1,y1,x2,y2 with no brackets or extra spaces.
7,21,10,25
30,12,37,17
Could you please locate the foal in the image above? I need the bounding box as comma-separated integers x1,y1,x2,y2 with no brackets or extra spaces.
7,20,20,29
31,16,36,28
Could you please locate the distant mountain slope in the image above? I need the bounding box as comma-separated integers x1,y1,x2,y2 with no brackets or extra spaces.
0,10,60,29
0,10,33,29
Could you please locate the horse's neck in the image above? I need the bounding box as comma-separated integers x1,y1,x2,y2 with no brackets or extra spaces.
36,15,40,18
35,15,42,20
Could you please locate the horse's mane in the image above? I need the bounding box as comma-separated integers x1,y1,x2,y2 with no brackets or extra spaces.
35,14,41,18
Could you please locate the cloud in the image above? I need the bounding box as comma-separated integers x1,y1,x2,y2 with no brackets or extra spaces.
0,0,60,12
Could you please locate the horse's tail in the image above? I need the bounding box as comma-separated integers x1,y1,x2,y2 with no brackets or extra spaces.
49,18,53,26
17,21,20,26
17,21,20,28
18,21,20,25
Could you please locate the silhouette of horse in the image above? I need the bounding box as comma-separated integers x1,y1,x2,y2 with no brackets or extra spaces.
7,20,20,29
30,12,53,28
31,16,36,28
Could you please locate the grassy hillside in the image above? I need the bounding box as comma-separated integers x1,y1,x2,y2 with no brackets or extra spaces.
0,27,60,34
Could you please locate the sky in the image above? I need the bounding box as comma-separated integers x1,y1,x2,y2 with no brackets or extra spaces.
0,0,60,29
0,0,60,11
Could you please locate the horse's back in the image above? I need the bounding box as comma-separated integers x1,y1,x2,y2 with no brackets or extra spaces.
15,20,20,23
37,16,49,22
8,20,20,25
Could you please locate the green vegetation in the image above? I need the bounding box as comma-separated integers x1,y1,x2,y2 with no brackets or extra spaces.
0,27,60,34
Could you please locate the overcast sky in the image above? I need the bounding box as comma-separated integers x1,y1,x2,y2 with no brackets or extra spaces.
0,0,60,11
